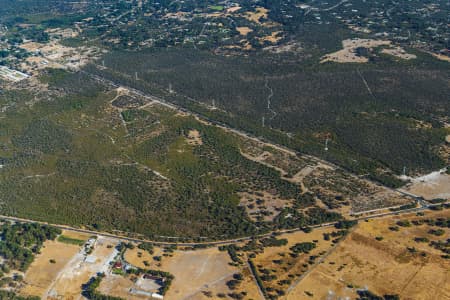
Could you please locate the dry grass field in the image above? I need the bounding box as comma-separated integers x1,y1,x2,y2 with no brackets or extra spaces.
159,247,237,300
20,239,81,298
287,211,450,300
99,274,154,300
123,246,164,269
123,246,238,300
249,228,337,298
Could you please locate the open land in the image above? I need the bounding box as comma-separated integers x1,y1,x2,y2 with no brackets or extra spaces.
404,170,450,201
321,39,416,63
20,239,81,298
45,236,119,299
288,210,450,300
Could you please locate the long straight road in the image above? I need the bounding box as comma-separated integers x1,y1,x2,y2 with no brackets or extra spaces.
0,202,445,248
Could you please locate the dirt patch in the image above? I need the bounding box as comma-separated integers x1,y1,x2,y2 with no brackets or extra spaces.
321,39,415,63
381,47,417,60
404,170,450,200
431,53,450,62
244,7,269,24
259,31,283,44
236,26,253,36
240,190,292,222
60,230,91,241
186,129,203,146
227,6,242,13
99,274,159,300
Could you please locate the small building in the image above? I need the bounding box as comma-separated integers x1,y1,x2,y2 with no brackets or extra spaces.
129,288,164,299
113,261,123,269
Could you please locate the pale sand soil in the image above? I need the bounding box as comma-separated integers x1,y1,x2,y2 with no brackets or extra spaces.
244,7,269,24
321,39,415,63
405,171,450,200
186,129,203,145
432,53,450,62
237,26,253,36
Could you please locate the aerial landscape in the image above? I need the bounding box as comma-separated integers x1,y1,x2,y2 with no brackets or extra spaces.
0,0,448,299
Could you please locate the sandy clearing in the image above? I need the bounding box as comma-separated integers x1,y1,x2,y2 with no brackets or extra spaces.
236,26,253,36
259,31,283,44
404,169,450,200
431,53,450,62
99,274,154,300
227,6,242,13
321,39,392,63
186,129,203,146
244,7,269,24
61,229,91,241
321,39,416,64
381,47,417,60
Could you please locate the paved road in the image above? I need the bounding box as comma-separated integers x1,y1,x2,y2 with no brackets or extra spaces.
0,202,445,248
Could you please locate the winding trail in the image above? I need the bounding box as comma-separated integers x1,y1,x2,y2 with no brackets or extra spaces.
264,77,277,120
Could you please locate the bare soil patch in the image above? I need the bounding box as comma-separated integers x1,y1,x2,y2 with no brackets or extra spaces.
259,31,283,44
236,27,253,36
321,39,415,63
186,129,203,146
405,170,450,200
381,47,417,60
227,6,242,13
244,7,269,24
431,53,450,62
240,190,292,222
